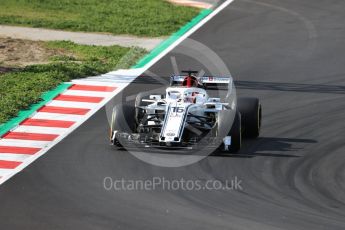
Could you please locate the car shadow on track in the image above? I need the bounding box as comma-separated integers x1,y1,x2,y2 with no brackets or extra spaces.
116,137,317,159
213,137,317,158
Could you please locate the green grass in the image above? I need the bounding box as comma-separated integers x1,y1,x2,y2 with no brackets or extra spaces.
0,41,146,123
0,0,200,37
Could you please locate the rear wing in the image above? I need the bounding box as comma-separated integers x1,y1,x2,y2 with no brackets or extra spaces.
199,76,231,84
170,75,232,86
170,75,185,85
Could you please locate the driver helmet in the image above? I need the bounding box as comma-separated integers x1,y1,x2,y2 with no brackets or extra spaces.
182,75,198,87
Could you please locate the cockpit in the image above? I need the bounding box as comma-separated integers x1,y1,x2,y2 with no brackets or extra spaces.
166,87,208,104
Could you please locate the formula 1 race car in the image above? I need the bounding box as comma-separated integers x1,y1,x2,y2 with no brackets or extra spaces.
109,70,261,153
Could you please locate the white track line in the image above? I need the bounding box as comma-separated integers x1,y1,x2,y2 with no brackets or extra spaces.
0,153,32,162
14,126,68,135
47,100,98,109
61,90,113,97
0,139,50,148
72,79,128,86
32,112,84,122
0,169,13,177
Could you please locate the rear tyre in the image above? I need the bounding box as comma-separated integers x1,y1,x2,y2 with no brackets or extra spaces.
110,104,136,147
237,97,262,138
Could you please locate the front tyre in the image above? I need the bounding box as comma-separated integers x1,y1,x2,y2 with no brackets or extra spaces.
228,111,241,152
134,89,164,124
110,104,136,147
217,110,241,153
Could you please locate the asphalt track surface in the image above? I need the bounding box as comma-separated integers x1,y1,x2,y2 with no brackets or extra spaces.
1,0,345,229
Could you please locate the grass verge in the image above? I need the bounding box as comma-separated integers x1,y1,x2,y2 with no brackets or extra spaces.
0,40,146,124
0,0,200,37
